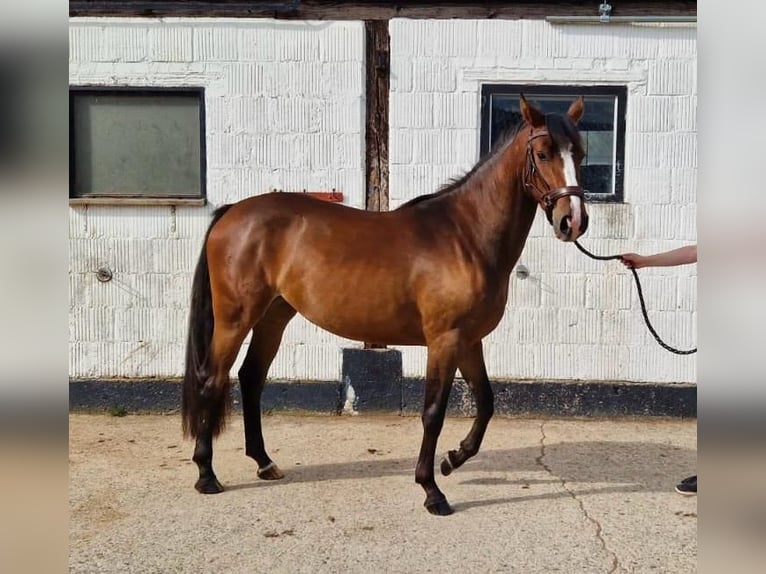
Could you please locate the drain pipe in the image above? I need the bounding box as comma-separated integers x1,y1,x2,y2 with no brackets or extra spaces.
546,2,696,24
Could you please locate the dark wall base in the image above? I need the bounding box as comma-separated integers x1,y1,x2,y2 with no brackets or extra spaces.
69,379,342,415
69,378,696,418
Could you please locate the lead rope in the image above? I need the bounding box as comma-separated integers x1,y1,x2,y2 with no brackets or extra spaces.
573,240,697,355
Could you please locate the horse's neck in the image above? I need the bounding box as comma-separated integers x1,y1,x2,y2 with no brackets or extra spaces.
453,140,537,273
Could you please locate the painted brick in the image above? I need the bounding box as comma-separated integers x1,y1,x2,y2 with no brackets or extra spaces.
554,26,617,58
389,128,414,165
515,308,558,345
539,273,586,310
628,133,669,169
85,206,172,239
674,96,697,132
635,276,679,311
669,132,697,168
147,26,193,63
238,26,276,61
149,238,199,274
206,95,234,134
225,63,272,96
118,26,148,62
320,62,363,96
108,238,155,275
412,59,457,93
648,60,695,95
507,274,542,309
556,308,601,345
390,20,431,58
585,203,635,239
433,20,480,58
70,273,92,308
605,58,630,71
391,93,435,129
412,128,475,165
293,345,341,381
70,307,116,342
628,96,674,132
194,27,238,61
69,238,113,274
657,27,697,59
390,59,413,93
670,168,697,206
69,206,88,238
633,205,685,240
397,346,427,379
601,309,651,346
571,58,596,70
275,29,320,62
625,167,673,204
319,23,364,62
521,20,563,58
585,273,633,311
476,20,523,58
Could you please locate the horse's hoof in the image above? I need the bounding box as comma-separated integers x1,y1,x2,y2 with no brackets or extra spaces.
440,456,454,476
257,462,285,481
195,476,224,494
424,498,454,516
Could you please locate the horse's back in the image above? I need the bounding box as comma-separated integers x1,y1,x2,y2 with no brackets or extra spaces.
206,193,431,343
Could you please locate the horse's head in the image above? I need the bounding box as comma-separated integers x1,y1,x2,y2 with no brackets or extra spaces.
519,95,589,242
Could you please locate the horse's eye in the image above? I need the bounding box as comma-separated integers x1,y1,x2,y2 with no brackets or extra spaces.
536,151,548,161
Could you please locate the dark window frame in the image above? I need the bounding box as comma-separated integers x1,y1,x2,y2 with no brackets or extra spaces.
69,86,207,203
480,84,627,203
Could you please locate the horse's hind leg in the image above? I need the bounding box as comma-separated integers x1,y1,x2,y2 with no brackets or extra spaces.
239,297,296,480
440,341,494,476
193,293,274,494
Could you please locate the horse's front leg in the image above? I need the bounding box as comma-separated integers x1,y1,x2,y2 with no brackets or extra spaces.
441,341,494,476
416,330,460,516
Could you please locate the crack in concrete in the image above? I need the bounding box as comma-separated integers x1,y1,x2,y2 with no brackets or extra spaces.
535,421,620,574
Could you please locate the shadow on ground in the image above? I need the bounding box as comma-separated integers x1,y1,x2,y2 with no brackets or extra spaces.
226,440,695,503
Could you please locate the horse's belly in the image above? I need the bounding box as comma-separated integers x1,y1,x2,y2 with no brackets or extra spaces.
279,277,425,346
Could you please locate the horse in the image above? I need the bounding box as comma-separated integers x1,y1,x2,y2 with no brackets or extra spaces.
182,95,589,516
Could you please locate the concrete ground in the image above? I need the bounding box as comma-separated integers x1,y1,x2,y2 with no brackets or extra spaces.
69,413,696,573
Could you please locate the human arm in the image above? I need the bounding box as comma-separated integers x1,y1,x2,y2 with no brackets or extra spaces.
620,245,697,269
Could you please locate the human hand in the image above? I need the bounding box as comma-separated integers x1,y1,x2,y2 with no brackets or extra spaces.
620,253,646,269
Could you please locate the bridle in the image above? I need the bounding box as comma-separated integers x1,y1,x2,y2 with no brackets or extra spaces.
523,127,586,225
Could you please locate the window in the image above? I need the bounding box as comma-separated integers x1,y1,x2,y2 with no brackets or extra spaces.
69,87,206,202
480,85,626,202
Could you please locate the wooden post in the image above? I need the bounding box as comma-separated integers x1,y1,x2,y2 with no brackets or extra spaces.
364,20,389,213
364,20,390,349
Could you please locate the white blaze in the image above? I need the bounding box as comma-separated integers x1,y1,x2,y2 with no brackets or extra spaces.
560,145,581,232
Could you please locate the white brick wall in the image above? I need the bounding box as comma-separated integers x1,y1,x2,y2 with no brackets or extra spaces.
389,19,697,383
69,17,696,384
69,18,364,379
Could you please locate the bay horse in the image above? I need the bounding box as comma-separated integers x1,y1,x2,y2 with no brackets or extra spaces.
182,95,589,515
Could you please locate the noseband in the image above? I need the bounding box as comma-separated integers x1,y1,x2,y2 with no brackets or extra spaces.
523,129,585,224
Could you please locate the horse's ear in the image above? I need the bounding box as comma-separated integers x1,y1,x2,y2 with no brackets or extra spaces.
567,96,585,125
520,94,545,128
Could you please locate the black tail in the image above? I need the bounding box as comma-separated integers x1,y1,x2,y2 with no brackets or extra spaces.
182,204,233,438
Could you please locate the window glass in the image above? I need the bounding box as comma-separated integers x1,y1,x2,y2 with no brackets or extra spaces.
70,89,204,198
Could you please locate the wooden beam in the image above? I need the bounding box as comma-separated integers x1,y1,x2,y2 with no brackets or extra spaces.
364,20,389,213
363,20,390,350
70,1,697,20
